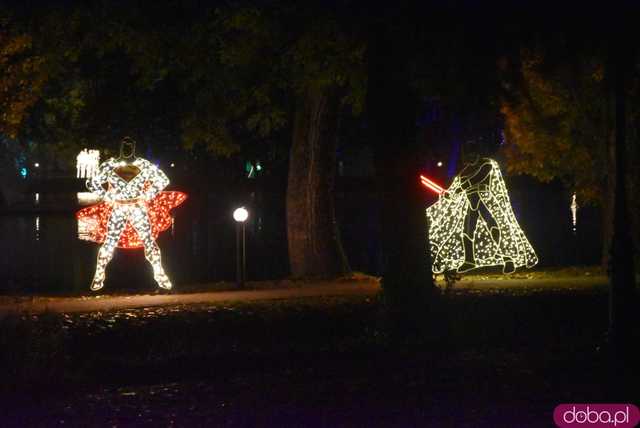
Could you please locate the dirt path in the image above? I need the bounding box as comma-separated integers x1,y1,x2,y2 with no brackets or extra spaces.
0,279,381,315
0,275,607,315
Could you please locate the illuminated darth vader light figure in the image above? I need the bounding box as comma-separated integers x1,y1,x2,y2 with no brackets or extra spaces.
426,158,537,274
77,137,186,291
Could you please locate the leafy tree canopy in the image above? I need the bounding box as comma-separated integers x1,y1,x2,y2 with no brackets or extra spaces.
0,12,46,139
499,35,638,204
2,2,367,165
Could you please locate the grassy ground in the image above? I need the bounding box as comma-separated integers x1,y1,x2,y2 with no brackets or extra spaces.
0,273,637,427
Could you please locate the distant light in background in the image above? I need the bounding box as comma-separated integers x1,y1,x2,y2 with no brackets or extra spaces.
34,162,40,168
35,216,40,241
76,149,101,204
34,193,39,204
245,161,255,178
19,167,27,178
170,163,175,168
437,161,443,167
245,161,263,178
570,193,578,233
76,149,100,178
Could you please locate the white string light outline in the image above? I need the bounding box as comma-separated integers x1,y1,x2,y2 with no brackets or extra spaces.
86,157,173,291
570,193,578,233
426,158,538,274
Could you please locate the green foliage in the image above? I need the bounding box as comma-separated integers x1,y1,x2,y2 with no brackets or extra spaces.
181,113,238,156
213,4,366,131
500,41,614,203
287,18,366,106
0,13,47,139
2,2,366,160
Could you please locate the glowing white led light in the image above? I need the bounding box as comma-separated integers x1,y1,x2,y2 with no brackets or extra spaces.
83,157,175,291
233,207,249,222
34,162,40,168
570,193,578,231
77,192,101,206
437,161,443,167
76,149,101,178
426,158,538,274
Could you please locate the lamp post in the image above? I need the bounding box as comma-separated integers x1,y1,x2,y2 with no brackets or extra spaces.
233,207,249,288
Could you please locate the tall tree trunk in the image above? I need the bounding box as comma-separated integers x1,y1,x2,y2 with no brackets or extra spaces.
602,131,616,268
367,22,436,316
608,48,636,345
286,85,350,278
607,31,637,396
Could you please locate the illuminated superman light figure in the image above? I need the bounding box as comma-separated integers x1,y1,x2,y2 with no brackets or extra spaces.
425,158,538,274
76,138,186,291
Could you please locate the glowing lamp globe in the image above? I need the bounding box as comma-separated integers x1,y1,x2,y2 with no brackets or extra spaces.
233,207,249,223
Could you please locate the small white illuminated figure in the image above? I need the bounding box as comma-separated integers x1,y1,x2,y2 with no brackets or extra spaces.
76,149,101,178
570,193,578,232
76,138,186,291
426,158,538,274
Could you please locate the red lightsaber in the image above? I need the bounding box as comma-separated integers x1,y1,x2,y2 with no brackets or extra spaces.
420,175,445,195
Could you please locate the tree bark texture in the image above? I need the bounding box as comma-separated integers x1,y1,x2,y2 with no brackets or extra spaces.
286,85,350,278
366,23,436,302
602,131,616,268
608,44,636,351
